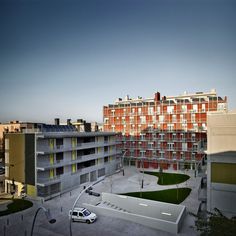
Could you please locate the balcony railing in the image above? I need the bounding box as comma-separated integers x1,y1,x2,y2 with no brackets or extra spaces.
37,175,61,186
37,141,117,154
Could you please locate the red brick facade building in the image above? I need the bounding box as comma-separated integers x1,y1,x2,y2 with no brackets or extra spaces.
103,89,227,171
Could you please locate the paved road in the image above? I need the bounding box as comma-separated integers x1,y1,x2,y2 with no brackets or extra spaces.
0,167,201,236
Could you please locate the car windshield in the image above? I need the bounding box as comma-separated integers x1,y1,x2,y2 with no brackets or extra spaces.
83,209,91,216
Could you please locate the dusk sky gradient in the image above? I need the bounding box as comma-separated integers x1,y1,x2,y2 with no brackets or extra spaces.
1,0,236,123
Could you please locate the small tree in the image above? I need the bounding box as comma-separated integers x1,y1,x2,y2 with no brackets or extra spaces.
190,208,236,236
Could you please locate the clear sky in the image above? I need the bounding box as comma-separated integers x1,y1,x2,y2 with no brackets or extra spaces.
1,0,235,123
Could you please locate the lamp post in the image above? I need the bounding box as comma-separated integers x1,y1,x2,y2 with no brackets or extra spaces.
141,158,144,189
69,178,103,236
121,150,128,176
30,206,56,236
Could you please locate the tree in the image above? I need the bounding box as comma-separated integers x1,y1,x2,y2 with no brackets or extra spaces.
190,208,236,236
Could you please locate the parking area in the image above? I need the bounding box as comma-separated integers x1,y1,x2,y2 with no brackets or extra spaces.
0,167,201,236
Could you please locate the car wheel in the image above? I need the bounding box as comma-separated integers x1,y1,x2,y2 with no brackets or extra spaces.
86,220,90,224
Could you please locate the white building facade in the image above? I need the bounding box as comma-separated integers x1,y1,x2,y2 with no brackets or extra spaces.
207,111,236,217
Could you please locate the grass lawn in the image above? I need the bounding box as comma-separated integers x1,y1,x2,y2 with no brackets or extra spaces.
144,171,190,185
123,188,191,204
0,198,33,216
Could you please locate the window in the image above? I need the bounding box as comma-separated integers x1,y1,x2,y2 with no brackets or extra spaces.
56,167,64,176
182,123,187,131
167,124,174,131
182,143,187,151
122,117,125,124
167,143,174,150
104,118,109,124
172,133,176,140
79,213,83,217
193,144,198,152
148,107,154,115
191,114,196,123
111,125,115,132
159,115,164,123
181,105,187,113
172,115,176,122
167,106,174,114
217,103,226,111
157,106,160,114
138,107,142,115
193,104,198,113
152,115,156,123
202,104,206,112
130,117,134,124
140,116,146,124
56,152,63,162
173,152,176,159
72,212,78,216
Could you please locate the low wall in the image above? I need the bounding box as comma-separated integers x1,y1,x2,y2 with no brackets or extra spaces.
83,192,186,234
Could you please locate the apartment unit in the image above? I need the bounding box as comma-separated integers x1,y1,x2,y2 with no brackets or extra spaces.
103,89,227,171
5,123,121,200
207,111,236,217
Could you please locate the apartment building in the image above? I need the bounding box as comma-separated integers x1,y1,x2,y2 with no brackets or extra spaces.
103,89,227,172
5,123,121,200
207,111,236,217
0,121,39,163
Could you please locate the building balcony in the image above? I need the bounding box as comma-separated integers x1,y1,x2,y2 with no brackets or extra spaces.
36,175,61,187
36,141,117,154
36,153,106,170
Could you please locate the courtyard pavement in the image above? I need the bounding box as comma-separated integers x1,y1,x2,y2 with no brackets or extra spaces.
0,167,203,236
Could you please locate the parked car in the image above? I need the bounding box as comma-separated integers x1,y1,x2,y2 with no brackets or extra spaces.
69,208,97,224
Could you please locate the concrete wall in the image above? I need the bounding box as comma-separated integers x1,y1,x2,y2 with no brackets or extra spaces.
84,192,186,234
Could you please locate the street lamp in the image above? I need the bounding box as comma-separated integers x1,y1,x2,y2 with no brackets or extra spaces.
69,178,103,236
30,206,56,236
121,150,128,176
141,158,144,189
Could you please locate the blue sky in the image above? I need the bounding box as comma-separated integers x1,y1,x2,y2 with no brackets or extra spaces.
0,0,235,123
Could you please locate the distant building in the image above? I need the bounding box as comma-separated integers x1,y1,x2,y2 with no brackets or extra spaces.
104,89,227,172
4,121,121,200
72,119,91,132
91,122,99,132
207,110,236,217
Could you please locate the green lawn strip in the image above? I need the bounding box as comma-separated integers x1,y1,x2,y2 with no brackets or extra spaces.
123,188,191,204
0,198,33,216
144,171,190,185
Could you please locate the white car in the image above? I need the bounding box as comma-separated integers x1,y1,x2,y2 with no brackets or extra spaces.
69,208,97,224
